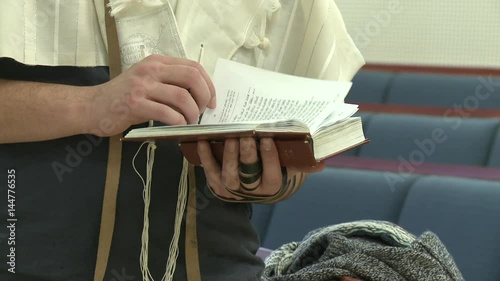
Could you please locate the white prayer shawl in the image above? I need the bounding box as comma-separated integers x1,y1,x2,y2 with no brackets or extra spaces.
0,0,364,81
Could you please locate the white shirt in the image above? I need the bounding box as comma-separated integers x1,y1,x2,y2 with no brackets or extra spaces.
0,0,364,81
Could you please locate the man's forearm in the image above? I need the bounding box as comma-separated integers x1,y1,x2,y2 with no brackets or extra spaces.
0,55,219,144
0,79,95,144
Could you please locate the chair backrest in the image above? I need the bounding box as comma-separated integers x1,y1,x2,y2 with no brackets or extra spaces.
346,70,393,103
347,70,500,109
253,167,415,249
398,175,500,281
385,72,500,108
357,113,500,166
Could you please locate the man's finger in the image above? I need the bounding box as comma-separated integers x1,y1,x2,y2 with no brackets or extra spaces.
239,138,259,169
146,83,200,124
259,138,283,196
198,141,240,200
145,55,216,108
222,139,240,191
153,64,212,113
133,99,187,126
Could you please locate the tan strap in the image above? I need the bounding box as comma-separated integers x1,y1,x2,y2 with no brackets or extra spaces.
185,164,202,281
94,1,123,281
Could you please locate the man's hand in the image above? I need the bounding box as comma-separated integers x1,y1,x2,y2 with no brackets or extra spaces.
198,137,325,201
0,55,215,143
85,54,216,137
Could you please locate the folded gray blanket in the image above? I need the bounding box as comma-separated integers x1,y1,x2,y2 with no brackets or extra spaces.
261,220,464,281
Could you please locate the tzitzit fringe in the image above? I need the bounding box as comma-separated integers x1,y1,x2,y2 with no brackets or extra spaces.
131,43,205,281
132,134,189,281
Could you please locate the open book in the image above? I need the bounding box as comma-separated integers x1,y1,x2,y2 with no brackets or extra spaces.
122,59,368,166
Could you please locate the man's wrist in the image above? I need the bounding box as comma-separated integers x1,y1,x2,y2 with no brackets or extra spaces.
72,85,99,136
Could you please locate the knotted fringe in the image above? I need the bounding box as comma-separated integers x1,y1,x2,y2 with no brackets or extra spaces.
243,0,281,50
130,45,203,281
132,142,189,281
243,32,266,50
132,140,156,281
163,158,189,281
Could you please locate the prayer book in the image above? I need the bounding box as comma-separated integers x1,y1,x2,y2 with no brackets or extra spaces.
122,59,368,166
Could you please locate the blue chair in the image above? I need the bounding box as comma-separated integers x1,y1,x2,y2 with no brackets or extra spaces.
346,70,394,104
385,72,500,108
358,113,500,166
253,167,415,249
398,175,500,281
253,169,500,280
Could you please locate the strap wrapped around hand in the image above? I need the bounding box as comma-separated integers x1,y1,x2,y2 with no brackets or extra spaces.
207,170,307,204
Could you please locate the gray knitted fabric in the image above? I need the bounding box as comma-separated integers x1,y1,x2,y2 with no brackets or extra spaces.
261,220,464,281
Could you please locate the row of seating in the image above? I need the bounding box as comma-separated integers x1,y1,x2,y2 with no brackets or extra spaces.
251,69,500,281
346,70,500,108
251,167,500,281
344,112,500,167
325,155,500,182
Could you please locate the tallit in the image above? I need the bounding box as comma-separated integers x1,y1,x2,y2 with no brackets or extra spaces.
0,0,364,80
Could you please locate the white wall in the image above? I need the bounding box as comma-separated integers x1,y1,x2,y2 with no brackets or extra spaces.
336,0,500,69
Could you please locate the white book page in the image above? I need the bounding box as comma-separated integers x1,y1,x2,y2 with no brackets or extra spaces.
314,103,359,134
200,59,352,132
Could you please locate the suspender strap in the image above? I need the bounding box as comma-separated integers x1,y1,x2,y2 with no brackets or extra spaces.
186,164,202,281
94,1,123,281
